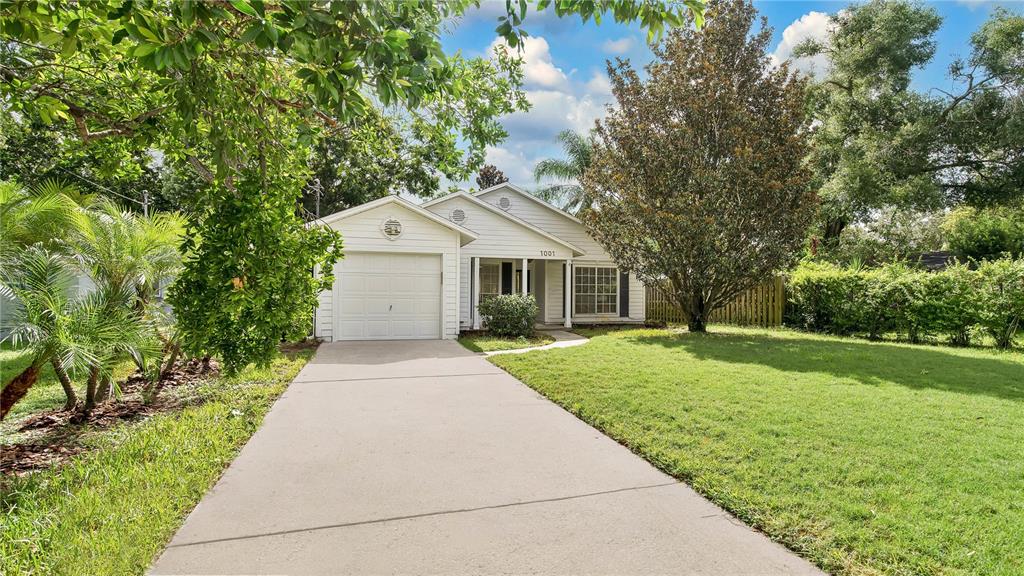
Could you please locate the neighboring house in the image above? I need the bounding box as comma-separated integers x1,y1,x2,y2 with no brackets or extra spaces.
313,183,645,341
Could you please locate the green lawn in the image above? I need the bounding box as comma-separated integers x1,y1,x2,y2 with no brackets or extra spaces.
490,326,1024,576
0,348,313,576
458,332,555,353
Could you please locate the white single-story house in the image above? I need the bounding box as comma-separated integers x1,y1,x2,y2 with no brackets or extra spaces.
313,183,645,341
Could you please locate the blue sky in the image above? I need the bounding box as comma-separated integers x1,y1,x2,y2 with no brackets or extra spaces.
441,0,1022,187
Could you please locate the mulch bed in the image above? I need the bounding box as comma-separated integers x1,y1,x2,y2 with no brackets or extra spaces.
1,358,221,477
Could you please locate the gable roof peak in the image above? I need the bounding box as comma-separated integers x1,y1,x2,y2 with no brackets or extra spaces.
420,190,585,256
473,182,582,224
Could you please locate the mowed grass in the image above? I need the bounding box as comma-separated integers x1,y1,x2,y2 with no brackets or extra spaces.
490,326,1024,576
458,332,555,353
0,349,313,576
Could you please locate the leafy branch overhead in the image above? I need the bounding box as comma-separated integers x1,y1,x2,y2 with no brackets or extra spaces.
0,0,703,181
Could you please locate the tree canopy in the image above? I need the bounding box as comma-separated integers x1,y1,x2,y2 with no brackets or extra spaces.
583,0,814,332
797,1,1024,241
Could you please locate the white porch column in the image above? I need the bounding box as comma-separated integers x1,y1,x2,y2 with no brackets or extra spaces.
472,257,481,329
564,259,572,328
522,258,529,295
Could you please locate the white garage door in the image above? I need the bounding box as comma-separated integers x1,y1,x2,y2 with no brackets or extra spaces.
334,252,442,340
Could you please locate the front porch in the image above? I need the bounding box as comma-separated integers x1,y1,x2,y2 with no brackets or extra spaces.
467,257,638,331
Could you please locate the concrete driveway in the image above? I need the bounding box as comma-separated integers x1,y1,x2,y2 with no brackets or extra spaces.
151,340,821,575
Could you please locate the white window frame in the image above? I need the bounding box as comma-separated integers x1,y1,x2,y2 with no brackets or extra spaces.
574,266,618,316
480,262,500,302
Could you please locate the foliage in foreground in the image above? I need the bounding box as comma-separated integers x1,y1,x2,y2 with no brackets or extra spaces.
1,181,183,418
788,257,1024,348
0,349,312,576
583,0,814,333
491,326,1024,575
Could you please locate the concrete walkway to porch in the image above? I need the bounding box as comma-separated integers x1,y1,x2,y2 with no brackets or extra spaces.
484,329,589,356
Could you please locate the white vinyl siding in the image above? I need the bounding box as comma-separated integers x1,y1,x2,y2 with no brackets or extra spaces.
478,187,646,322
477,187,609,260
314,201,460,340
424,196,575,327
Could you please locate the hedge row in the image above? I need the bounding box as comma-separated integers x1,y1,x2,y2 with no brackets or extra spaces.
786,257,1024,348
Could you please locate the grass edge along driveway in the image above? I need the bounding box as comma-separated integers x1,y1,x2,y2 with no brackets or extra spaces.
1,349,313,576
490,326,1024,576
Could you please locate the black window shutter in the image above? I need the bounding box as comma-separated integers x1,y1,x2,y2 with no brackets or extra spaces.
619,271,629,317
501,262,513,294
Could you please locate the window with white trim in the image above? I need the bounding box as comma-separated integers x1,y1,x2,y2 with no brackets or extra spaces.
574,266,618,314
480,263,500,302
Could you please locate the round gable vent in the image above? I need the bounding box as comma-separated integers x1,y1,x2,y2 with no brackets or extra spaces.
380,217,403,240
451,208,467,224
498,196,512,211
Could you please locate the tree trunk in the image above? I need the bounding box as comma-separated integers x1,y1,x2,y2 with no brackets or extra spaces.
51,357,78,411
688,315,707,333
687,293,708,333
1,358,44,421
83,366,100,414
144,343,180,405
95,374,113,402
822,216,848,243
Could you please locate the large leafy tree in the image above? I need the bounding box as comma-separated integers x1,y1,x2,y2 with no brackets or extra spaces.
300,108,462,217
0,115,167,210
796,1,1024,242
1,0,701,371
583,0,814,332
532,129,594,213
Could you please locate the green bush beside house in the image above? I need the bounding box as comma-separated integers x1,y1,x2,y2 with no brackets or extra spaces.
476,294,539,339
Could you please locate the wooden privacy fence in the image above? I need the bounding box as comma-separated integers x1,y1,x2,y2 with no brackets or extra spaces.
645,277,786,327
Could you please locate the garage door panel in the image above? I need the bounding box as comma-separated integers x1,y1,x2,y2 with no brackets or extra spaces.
340,275,364,292
366,275,390,292
366,320,390,338
334,252,441,340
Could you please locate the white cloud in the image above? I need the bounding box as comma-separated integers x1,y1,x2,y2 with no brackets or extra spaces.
469,35,623,187
490,36,569,90
602,36,635,55
770,11,832,78
483,145,536,184
584,72,613,100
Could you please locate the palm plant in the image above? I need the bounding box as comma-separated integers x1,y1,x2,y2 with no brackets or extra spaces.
0,179,85,264
532,129,595,214
68,198,184,401
0,248,150,418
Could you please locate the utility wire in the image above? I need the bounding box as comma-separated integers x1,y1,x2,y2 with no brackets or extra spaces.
53,166,147,208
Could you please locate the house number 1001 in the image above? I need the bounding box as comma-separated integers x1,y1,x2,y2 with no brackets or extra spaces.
539,250,556,257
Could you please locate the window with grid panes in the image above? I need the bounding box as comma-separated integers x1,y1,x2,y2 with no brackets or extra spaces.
480,263,500,301
574,266,617,314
